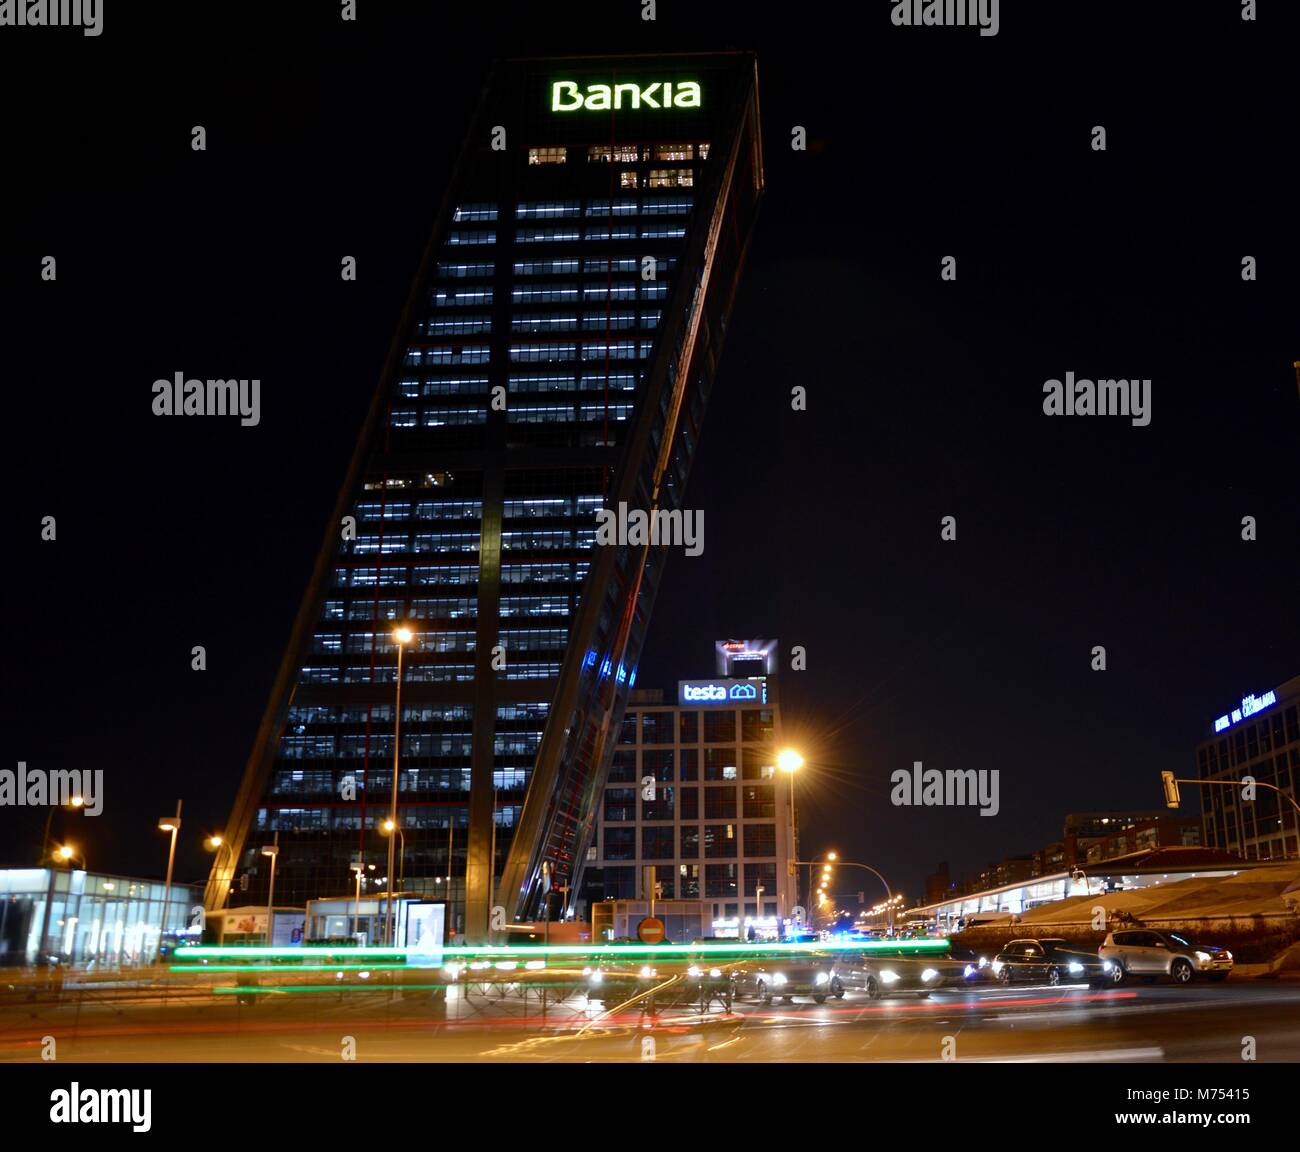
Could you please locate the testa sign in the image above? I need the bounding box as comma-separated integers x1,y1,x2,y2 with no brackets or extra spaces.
551,79,701,112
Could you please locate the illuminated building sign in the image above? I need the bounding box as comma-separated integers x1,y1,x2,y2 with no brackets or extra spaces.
551,80,701,112
677,677,768,707
1213,689,1278,733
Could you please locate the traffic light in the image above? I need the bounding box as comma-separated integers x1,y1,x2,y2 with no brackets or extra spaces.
1161,771,1181,809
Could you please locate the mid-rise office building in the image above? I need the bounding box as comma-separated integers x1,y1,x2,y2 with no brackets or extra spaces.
211,54,764,937
581,640,796,935
1197,675,1300,860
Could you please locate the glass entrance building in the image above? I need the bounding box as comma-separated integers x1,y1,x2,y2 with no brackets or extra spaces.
211,53,764,937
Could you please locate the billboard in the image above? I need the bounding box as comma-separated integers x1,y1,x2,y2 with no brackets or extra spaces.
678,677,768,707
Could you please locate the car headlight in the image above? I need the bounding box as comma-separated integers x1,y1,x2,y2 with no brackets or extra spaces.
1195,951,1211,963
688,965,702,978
1102,960,1113,972
710,968,722,978
589,970,603,984
1068,962,1083,974
444,963,461,979
921,968,939,983
991,960,1004,974
978,956,988,968
815,971,830,985
963,964,976,978
639,966,656,979
1224,951,1232,961
772,973,787,986
880,969,900,984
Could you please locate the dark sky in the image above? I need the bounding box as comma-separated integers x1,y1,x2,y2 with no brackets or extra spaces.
4,2,1298,901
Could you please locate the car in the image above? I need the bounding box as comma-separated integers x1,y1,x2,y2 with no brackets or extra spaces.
833,949,942,999
1098,929,1233,985
734,951,837,1004
581,958,664,1005
663,960,734,1011
991,938,1108,986
928,942,996,987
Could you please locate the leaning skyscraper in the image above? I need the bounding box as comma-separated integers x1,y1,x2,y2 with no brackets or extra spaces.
209,53,764,938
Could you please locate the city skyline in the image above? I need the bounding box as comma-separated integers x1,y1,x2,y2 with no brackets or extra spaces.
5,4,1299,908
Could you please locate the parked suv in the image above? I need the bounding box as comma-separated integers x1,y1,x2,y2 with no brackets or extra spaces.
1099,929,1232,985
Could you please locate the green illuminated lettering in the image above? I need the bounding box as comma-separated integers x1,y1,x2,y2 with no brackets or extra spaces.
550,79,702,113
551,81,582,112
675,81,701,108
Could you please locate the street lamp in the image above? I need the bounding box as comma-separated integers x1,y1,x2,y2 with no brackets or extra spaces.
350,862,365,940
386,625,413,948
261,835,279,946
797,857,895,933
777,749,804,911
156,801,182,962
56,843,85,869
381,819,405,894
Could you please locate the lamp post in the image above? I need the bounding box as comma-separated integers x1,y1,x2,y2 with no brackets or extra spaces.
261,833,279,945
37,844,85,966
206,834,232,880
387,626,412,948
350,862,364,940
777,749,804,915
382,819,405,893
156,801,182,962
802,849,836,930
796,857,894,933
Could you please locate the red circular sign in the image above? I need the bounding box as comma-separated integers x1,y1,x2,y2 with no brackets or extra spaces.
638,917,666,944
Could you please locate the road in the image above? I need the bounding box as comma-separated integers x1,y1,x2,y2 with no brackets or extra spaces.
3,979,1298,1062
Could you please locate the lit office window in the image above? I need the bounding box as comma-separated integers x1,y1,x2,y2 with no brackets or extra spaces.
527,147,567,164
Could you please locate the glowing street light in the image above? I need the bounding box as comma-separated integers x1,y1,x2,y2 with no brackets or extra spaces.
156,800,182,962
261,835,280,945
776,749,804,913
386,625,413,947
381,819,405,894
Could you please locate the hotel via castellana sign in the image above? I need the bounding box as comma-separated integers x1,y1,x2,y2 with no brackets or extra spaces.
551,79,701,112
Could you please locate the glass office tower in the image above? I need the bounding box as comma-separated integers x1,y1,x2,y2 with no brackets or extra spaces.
210,53,764,937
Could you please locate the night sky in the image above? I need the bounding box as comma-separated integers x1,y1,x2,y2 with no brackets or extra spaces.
4,2,1298,902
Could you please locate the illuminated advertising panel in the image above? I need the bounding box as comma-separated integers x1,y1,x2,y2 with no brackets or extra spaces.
1213,689,1277,733
677,677,768,707
551,79,701,112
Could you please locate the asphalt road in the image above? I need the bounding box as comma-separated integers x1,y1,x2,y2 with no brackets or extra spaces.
3,979,1298,1062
